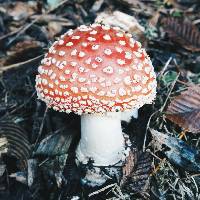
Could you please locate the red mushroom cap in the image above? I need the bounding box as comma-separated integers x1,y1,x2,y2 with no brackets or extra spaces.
35,24,157,114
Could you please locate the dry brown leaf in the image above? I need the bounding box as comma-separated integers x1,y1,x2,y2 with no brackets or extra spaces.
48,21,63,38
121,148,137,184
121,149,152,197
149,10,161,28
160,17,200,52
7,40,42,55
8,2,36,21
95,11,145,42
2,40,43,66
166,85,200,133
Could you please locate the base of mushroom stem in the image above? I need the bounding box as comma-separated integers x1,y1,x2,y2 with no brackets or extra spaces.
79,163,122,187
76,134,131,187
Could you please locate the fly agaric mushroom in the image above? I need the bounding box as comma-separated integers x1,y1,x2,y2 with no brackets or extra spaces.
35,23,156,178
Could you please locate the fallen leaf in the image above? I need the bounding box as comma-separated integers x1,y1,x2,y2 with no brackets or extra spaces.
160,17,200,52
8,2,36,21
0,121,31,170
121,148,152,197
151,129,200,172
34,131,73,156
48,21,63,38
148,10,161,28
166,85,200,133
95,11,145,42
121,148,137,182
2,40,43,66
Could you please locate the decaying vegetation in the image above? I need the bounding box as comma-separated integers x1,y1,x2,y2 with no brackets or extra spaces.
0,0,200,199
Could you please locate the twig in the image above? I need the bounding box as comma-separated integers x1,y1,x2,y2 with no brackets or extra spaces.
158,57,173,78
191,173,200,178
195,137,200,147
179,130,187,140
0,55,43,74
0,91,36,121
160,72,180,113
0,29,20,41
89,183,117,197
34,106,49,146
46,0,70,14
143,110,159,151
191,176,198,194
143,73,180,151
38,158,50,167
146,149,162,161
7,18,40,46
111,184,126,200
30,14,73,23
176,80,192,86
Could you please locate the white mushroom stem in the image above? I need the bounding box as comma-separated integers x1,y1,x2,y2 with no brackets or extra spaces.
120,108,138,122
76,112,125,166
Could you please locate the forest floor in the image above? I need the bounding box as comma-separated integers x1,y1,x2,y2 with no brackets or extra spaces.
0,0,200,199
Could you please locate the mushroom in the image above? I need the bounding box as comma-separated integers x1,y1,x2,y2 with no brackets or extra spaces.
35,24,157,183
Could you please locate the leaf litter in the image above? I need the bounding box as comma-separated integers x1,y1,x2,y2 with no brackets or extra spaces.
160,16,200,52
166,85,200,133
0,0,200,199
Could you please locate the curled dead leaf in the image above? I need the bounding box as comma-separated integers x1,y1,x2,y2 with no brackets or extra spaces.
0,121,31,170
160,17,200,52
166,85,200,133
